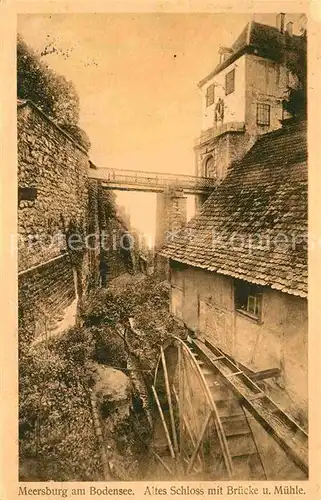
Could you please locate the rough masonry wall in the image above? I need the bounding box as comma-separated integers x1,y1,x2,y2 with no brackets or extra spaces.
195,131,255,182
18,103,90,272
18,102,93,339
170,263,308,421
245,54,288,135
18,254,76,337
155,189,187,250
18,102,130,340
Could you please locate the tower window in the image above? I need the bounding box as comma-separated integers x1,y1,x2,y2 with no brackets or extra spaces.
234,279,263,320
206,84,215,107
225,69,235,95
257,103,270,126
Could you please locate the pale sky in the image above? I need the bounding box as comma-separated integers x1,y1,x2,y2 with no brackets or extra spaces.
18,13,304,242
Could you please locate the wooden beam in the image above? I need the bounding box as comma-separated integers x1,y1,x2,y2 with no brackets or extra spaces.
186,411,212,474
152,385,175,460
150,449,174,476
249,368,281,381
161,348,179,454
173,385,203,470
178,343,184,459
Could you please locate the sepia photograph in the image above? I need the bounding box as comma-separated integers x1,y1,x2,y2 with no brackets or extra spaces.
16,9,309,484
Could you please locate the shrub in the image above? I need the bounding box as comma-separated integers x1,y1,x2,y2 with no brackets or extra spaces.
19,327,101,481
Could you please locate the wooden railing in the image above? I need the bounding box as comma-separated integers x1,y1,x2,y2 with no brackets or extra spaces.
88,166,217,193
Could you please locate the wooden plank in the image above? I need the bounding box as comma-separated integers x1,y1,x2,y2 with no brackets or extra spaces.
192,338,308,475
186,411,212,474
174,337,234,477
226,371,243,378
183,344,234,477
152,385,175,460
173,386,203,470
178,343,184,459
161,348,179,454
250,368,281,381
150,449,174,476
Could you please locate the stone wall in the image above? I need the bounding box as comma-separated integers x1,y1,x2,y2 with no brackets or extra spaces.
18,102,90,272
195,130,256,182
18,101,132,340
195,53,292,191
18,254,76,337
155,189,187,250
170,262,308,422
200,55,246,131
245,54,288,136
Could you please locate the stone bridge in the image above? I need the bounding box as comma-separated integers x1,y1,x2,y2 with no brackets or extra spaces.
89,165,216,249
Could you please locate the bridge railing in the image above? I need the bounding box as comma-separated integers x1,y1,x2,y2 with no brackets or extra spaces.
89,166,217,190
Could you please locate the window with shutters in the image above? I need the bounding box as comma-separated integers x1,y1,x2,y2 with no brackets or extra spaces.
256,103,270,126
225,69,235,95
206,84,215,107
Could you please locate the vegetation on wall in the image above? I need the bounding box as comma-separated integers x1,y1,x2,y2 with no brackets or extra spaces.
282,30,307,118
17,34,91,151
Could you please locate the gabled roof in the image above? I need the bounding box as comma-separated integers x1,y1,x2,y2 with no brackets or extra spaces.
199,21,301,88
160,120,307,298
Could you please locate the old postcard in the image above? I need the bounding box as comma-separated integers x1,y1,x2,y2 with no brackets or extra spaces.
1,0,321,499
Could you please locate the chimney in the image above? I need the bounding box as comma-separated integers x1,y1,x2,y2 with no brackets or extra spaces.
276,13,286,33
286,21,293,36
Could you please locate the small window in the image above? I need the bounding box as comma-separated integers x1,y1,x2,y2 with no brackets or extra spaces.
225,69,235,95
234,279,262,320
206,84,215,107
257,103,270,126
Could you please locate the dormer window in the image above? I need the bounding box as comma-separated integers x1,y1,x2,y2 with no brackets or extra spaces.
206,84,215,107
225,69,235,95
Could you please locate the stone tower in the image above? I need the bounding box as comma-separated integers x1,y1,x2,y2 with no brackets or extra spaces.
195,15,303,189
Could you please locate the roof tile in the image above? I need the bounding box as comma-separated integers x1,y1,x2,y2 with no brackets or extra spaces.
161,120,307,298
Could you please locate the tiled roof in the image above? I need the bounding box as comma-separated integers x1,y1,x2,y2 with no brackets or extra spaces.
160,120,308,298
199,21,301,87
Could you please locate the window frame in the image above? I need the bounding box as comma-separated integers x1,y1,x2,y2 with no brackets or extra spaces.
206,83,215,107
234,279,263,322
256,103,271,126
225,69,235,96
